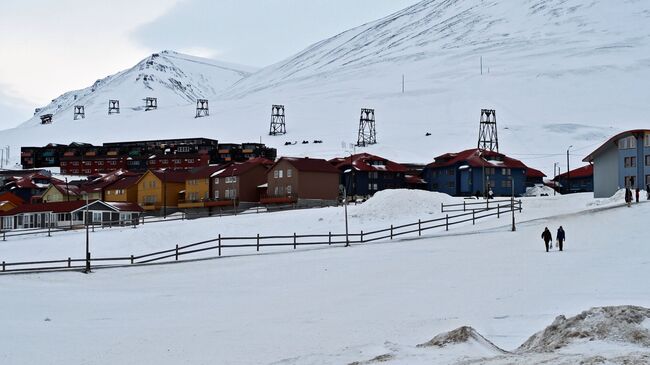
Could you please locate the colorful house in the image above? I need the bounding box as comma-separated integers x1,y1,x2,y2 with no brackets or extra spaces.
136,169,189,212
104,175,141,204
263,157,340,206
0,173,62,202
330,153,408,198
553,165,594,194
210,159,272,208
583,129,650,198
178,164,229,209
423,148,533,197
0,200,143,231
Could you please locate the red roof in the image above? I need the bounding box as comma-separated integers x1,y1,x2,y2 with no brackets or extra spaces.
190,163,232,179
104,175,142,190
526,167,547,178
275,157,340,174
105,202,144,212
554,164,593,180
426,148,528,170
0,192,25,206
149,169,191,183
330,153,408,173
5,173,61,189
583,129,650,162
405,174,427,185
212,160,270,178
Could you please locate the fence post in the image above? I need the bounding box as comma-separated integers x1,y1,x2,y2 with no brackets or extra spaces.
497,205,500,218
519,200,522,212
445,214,449,231
2,261,4,272
218,234,222,256
463,201,466,212
130,255,134,264
390,225,393,240
48,225,51,237
141,215,144,225
418,219,421,236
361,230,364,243
472,210,475,225
92,223,95,232
2,231,5,241
67,257,71,268
441,202,443,212
256,233,260,252
293,233,296,249
175,244,179,261
328,232,331,245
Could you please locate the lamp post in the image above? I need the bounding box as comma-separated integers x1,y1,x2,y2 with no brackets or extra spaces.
553,162,559,196
231,167,237,215
84,192,90,273
566,145,573,194
511,176,516,232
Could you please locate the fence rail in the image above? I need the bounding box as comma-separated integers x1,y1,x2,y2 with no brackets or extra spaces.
441,199,517,213
0,200,522,274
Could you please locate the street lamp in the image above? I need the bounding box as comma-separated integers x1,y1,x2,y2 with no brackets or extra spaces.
566,145,573,194
553,162,559,196
231,167,237,215
84,192,90,273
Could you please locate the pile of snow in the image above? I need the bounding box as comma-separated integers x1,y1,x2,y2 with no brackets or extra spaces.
524,184,558,197
417,326,508,355
587,189,644,207
517,306,650,353
349,189,456,220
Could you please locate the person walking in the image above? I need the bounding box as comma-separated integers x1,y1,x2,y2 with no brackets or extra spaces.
636,187,640,203
625,188,632,207
541,227,553,252
647,184,650,200
556,226,566,252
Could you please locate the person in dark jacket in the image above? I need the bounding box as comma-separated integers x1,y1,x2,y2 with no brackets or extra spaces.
541,227,553,252
647,185,650,200
556,226,566,252
625,188,632,207
635,187,640,203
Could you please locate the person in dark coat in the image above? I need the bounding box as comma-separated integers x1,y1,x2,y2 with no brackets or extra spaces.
625,188,632,207
556,226,566,252
647,185,650,200
541,227,553,252
635,187,640,203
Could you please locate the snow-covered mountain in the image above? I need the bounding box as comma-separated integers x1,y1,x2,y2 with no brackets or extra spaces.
2,0,650,174
21,50,256,127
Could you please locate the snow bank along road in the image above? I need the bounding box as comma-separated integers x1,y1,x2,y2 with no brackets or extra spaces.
1,190,649,364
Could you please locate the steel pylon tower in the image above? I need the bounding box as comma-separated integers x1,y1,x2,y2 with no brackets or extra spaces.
356,108,377,147
477,109,498,152
269,105,286,135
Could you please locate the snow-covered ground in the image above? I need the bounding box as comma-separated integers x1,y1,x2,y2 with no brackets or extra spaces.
1,190,649,364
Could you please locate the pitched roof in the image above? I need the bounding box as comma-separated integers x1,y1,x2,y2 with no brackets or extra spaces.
212,160,271,178
553,164,593,180
275,157,340,174
188,164,231,179
149,169,191,183
583,129,650,162
104,175,141,190
330,153,408,173
526,167,547,178
0,191,25,206
5,173,61,189
426,148,528,170
0,200,143,216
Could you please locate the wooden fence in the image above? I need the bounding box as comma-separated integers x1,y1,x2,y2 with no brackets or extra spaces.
0,200,522,274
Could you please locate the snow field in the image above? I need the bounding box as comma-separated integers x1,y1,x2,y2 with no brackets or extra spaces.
1,190,649,363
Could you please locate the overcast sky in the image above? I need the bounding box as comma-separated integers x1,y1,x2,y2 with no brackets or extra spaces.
0,0,419,129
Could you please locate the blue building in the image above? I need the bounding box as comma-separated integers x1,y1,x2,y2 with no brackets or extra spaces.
330,153,408,198
552,165,593,194
423,148,534,197
583,129,650,198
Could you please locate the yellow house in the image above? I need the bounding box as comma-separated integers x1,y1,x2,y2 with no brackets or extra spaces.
41,183,101,203
137,170,189,211
179,165,228,209
104,175,141,204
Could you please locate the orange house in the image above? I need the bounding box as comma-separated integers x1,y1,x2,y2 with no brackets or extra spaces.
104,175,141,204
136,170,189,211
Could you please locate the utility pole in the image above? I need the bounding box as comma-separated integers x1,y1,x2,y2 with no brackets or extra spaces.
401,74,405,93
343,185,349,247
231,167,237,215
553,162,559,196
511,176,516,232
84,193,90,273
566,146,573,194
480,56,483,75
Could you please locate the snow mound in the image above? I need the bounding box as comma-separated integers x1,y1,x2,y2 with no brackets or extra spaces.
524,185,558,197
517,306,650,353
350,189,455,220
417,326,508,354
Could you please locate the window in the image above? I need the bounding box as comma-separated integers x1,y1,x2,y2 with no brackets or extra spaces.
178,146,190,153
501,180,512,188
625,176,636,188
215,178,219,185
109,161,117,166
287,169,292,177
97,161,104,166
214,190,220,199
645,155,650,167
646,175,650,187
149,180,157,189
273,170,279,179
186,159,194,164
645,134,650,147
225,176,237,183
225,189,237,199
189,192,200,201
501,168,511,176
286,185,292,195
72,161,79,166
173,159,182,164
61,162,67,166
624,156,636,168
485,167,496,175
92,212,102,222
83,161,91,166
279,170,284,178
368,183,377,191
369,171,379,179
144,195,157,204
619,136,637,150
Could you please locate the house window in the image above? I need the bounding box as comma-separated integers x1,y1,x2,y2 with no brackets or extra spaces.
646,175,650,187
214,190,220,199
83,161,91,166
625,176,636,188
501,180,512,188
287,169,292,178
109,161,117,165
97,161,104,166
225,189,237,199
173,159,181,164
645,155,650,167
279,170,284,178
144,195,157,204
619,136,637,150
61,161,67,166
645,134,650,147
369,171,379,179
214,178,219,185
286,185,292,195
501,168,511,176
186,159,194,164
485,167,496,175
178,146,190,153
92,212,102,222
273,170,279,179
624,156,636,168
149,181,157,188
368,183,379,191
189,192,200,201
72,162,79,166
225,176,237,183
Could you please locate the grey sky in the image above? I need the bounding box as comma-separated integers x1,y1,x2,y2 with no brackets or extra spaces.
0,0,419,129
